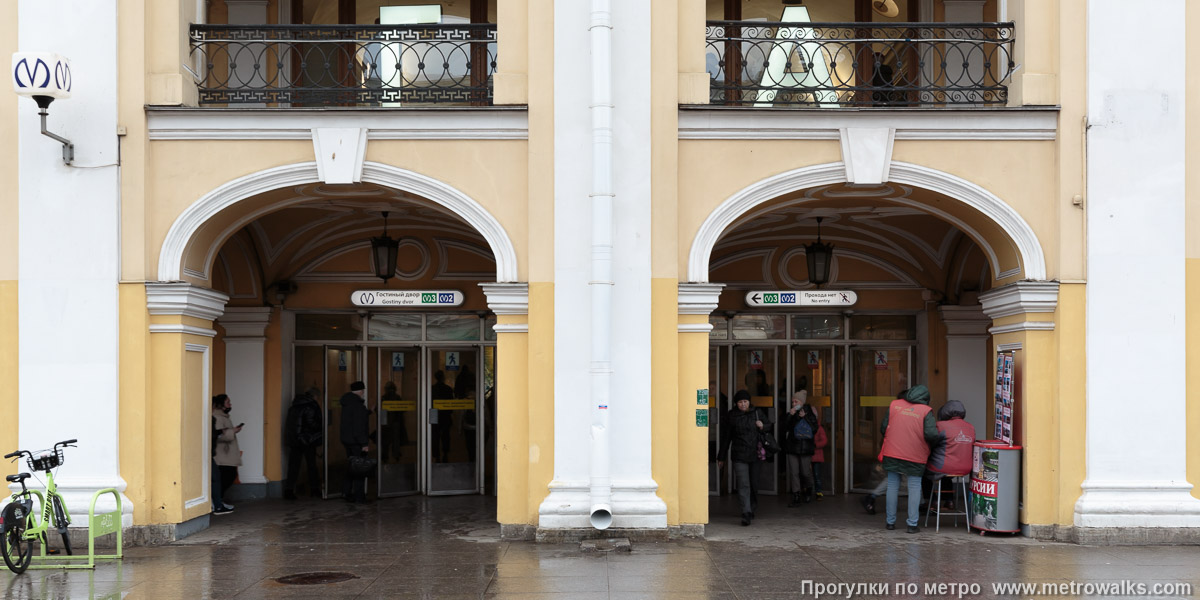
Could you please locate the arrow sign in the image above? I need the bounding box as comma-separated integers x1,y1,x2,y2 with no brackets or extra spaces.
744,290,857,307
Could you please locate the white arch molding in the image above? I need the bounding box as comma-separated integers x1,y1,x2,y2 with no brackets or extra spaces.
158,162,520,283
687,162,1047,283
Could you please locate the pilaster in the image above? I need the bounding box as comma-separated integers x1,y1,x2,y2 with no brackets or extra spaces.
145,283,229,524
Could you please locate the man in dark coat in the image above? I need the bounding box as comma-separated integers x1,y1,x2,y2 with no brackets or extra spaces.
283,387,323,499
717,390,765,526
340,381,371,503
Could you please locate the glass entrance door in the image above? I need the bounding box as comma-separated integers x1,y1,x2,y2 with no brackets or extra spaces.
791,345,838,495
733,346,781,495
426,347,481,494
324,345,362,499
849,347,910,491
373,347,420,496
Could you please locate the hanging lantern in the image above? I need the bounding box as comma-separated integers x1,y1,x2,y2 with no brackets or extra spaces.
805,216,834,287
370,211,400,282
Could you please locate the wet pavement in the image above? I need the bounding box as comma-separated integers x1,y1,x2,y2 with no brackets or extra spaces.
2,493,1198,599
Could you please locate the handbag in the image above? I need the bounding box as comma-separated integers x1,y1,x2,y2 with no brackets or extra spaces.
347,455,378,477
757,430,781,457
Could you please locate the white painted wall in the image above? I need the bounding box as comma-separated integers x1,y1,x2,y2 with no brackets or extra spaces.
544,0,664,528
550,0,593,496
607,0,655,496
219,307,273,488
1077,0,1200,526
16,0,129,522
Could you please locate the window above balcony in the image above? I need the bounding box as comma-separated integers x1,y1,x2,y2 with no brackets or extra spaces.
192,0,496,107
705,0,1016,108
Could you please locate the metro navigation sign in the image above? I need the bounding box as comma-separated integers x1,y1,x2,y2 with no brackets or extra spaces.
351,290,464,307
744,290,857,307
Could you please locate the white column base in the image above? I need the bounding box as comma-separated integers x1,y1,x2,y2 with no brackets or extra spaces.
1074,480,1200,528
538,479,667,529
10,477,135,529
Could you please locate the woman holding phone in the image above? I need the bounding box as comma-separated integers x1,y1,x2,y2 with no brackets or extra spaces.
212,394,244,512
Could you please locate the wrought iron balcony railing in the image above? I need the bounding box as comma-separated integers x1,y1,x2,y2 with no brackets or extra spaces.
189,24,496,106
706,21,1015,107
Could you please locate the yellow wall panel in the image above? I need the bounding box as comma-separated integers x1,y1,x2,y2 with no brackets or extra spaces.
0,282,17,456
526,282,554,522
181,350,205,502
1056,283,1087,519
496,314,530,524
651,279,680,524
119,284,151,524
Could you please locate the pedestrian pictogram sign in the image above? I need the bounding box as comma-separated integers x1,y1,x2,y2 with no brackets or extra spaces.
391,352,405,371
874,351,888,370
749,350,764,370
807,350,820,369
445,351,460,371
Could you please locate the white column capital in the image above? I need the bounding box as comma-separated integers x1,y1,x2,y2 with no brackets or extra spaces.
218,307,273,338
146,282,230,322
938,304,991,337
678,283,724,315
978,281,1059,320
480,282,529,315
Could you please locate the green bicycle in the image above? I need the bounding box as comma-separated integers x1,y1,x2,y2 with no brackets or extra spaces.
1,439,77,574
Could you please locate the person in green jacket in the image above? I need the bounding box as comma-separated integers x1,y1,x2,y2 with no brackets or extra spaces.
880,385,944,533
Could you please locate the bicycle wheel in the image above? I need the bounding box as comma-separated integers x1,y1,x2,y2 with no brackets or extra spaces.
51,495,72,556
1,505,32,574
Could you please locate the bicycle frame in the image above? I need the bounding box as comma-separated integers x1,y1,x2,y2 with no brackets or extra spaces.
7,470,67,547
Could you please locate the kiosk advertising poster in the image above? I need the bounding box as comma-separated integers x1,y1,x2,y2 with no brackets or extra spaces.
972,440,1022,533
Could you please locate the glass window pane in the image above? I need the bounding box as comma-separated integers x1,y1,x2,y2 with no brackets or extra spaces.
484,315,497,341
368,314,422,341
850,315,916,340
295,313,362,341
427,314,481,341
709,315,729,340
731,315,786,340
792,315,843,339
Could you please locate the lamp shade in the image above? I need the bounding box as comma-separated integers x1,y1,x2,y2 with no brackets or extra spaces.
12,53,72,101
371,235,399,281
805,240,833,286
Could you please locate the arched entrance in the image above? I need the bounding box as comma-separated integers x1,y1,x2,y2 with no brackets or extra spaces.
147,163,522,518
686,162,1057,525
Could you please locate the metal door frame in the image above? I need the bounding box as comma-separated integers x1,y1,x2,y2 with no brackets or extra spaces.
322,344,364,499
375,345,422,497
844,344,913,493
787,342,839,496
422,344,484,496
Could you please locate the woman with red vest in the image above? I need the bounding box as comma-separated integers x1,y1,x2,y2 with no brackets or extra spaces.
925,400,976,508
880,385,944,533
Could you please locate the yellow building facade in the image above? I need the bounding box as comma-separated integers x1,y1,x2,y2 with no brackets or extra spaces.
3,0,1199,543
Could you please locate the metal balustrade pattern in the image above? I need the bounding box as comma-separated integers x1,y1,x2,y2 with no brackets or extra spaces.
706,21,1015,106
189,24,496,105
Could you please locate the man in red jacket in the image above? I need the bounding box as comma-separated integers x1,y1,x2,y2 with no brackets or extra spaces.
880,385,943,533
925,400,976,509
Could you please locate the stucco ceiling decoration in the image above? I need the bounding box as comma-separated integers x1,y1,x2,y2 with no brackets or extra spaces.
207,179,496,293
710,182,1001,293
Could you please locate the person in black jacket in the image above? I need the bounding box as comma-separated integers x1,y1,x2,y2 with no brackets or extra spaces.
783,390,818,507
717,390,765,526
283,387,323,499
340,381,371,503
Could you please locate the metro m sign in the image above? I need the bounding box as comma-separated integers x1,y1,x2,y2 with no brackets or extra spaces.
12,52,72,100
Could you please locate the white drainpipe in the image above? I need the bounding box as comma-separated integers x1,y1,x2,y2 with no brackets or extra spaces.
588,0,614,530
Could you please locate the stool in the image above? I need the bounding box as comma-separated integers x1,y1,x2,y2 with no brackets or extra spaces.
924,474,971,532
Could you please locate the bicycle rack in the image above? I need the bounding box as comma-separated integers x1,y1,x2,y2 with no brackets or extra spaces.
28,488,123,570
